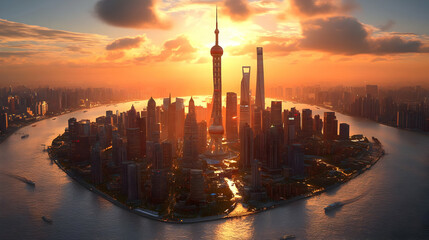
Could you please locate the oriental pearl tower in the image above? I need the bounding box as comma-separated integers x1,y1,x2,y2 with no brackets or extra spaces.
207,7,225,156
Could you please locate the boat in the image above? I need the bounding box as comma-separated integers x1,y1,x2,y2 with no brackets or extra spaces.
324,201,344,212
280,235,296,240
23,178,35,186
42,216,53,224
21,134,29,139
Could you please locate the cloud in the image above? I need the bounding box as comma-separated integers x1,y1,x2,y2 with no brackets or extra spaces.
0,19,103,43
223,0,252,21
370,36,421,54
378,20,395,31
106,35,146,51
106,51,126,61
290,0,357,17
300,16,369,54
300,16,425,55
0,51,37,58
95,0,171,29
230,35,298,57
136,35,197,62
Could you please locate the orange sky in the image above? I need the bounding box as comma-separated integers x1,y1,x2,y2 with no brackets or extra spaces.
0,0,428,94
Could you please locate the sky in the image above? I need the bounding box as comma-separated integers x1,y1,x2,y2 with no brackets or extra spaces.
0,0,428,95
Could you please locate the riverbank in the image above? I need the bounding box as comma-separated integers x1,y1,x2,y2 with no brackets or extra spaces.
49,137,385,224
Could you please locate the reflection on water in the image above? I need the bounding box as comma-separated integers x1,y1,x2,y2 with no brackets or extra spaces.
0,97,428,239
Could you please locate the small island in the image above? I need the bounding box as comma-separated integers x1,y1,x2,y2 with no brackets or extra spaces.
48,98,384,223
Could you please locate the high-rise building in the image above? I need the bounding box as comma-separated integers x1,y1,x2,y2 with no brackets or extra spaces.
262,109,271,133
197,121,207,154
121,161,131,195
255,47,265,111
226,92,238,141
251,159,262,191
161,141,173,169
151,169,168,203
189,97,195,116
0,112,7,133
147,97,156,141
126,128,141,161
339,123,350,140
239,123,254,169
240,66,251,128
91,141,103,185
128,105,137,128
152,142,163,169
267,126,282,170
253,107,262,135
183,108,199,168
176,98,185,139
301,109,313,137
313,114,323,135
284,110,296,145
271,101,282,127
190,169,205,203
137,117,146,158
127,163,142,202
323,112,338,140
208,8,224,156
168,101,176,142
289,144,304,176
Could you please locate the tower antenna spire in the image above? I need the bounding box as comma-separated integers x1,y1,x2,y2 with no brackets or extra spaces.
215,6,219,45
216,5,218,29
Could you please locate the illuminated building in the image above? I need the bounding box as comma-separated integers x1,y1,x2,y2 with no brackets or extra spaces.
255,47,265,111
207,7,225,156
226,92,238,141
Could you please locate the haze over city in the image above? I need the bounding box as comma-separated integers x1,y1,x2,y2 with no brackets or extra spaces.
1,0,429,94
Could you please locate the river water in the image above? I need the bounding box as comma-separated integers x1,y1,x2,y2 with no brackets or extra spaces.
0,97,428,240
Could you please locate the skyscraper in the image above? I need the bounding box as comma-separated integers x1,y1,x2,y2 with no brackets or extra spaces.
240,66,251,128
137,117,146,158
323,112,338,140
255,47,265,111
197,121,207,154
208,7,224,155
176,98,185,139
240,123,254,169
126,128,141,161
128,105,137,128
147,97,156,141
91,141,103,185
183,108,199,168
339,123,350,140
271,101,282,127
301,109,313,137
267,126,282,170
226,92,238,141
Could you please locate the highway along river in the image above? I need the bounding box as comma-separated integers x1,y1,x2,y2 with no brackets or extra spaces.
0,97,428,239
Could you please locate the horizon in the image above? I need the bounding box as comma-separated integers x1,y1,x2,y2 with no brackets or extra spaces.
0,0,428,93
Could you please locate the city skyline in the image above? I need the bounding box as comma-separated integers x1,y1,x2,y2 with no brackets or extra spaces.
1,1,429,239
0,0,428,93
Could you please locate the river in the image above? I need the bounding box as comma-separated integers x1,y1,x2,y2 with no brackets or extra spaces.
0,97,428,239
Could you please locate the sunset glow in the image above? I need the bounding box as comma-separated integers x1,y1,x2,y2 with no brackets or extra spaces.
0,0,428,94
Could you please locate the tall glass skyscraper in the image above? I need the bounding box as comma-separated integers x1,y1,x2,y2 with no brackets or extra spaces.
255,47,265,111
